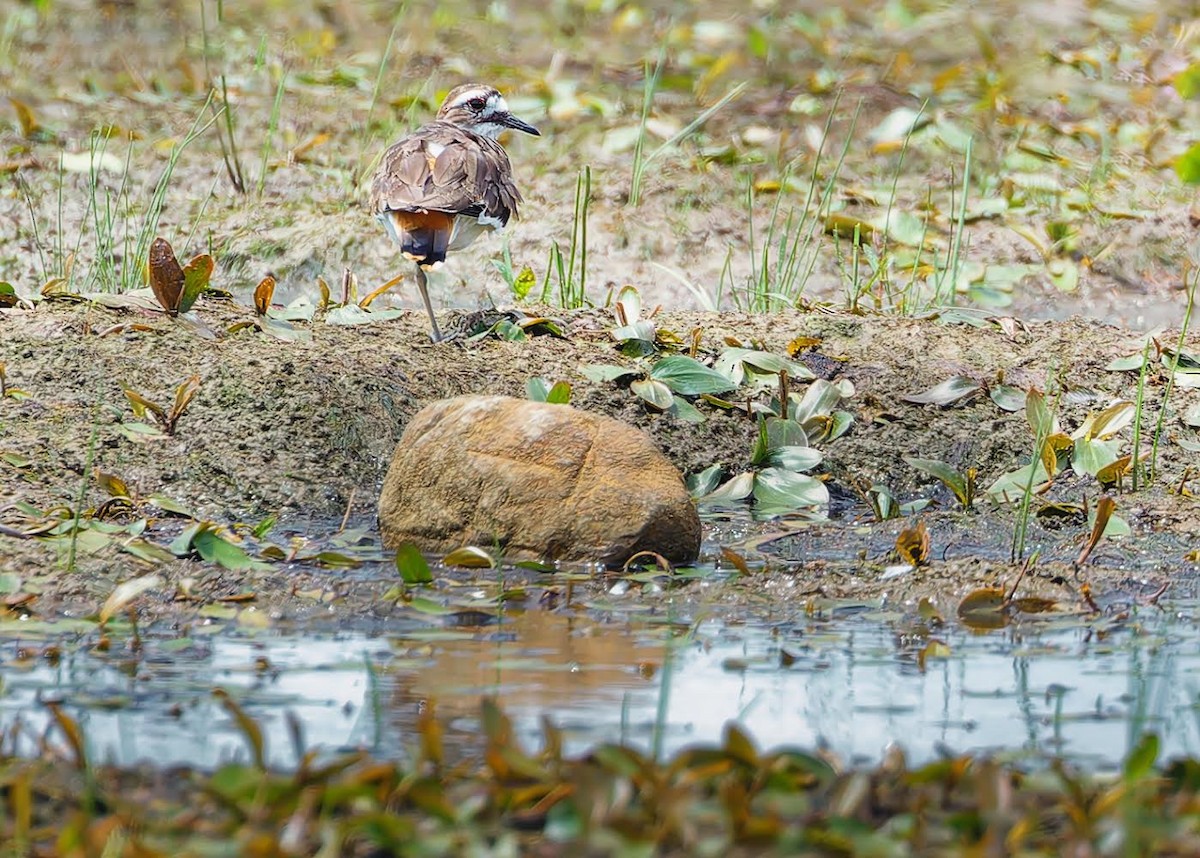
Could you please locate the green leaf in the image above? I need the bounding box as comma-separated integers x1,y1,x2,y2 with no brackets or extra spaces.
579,364,639,383
686,464,723,498
1124,733,1160,781
793,379,846,422
193,529,272,571
649,355,737,395
1176,64,1200,100
1026,389,1053,437
1071,436,1119,477
1176,142,1200,185
700,471,755,505
513,265,536,299
766,445,823,471
526,377,552,402
752,467,829,515
631,378,674,410
902,376,981,406
989,384,1027,412
178,255,213,314
394,543,433,584
985,462,1050,503
546,381,572,404
668,397,706,423
906,457,970,506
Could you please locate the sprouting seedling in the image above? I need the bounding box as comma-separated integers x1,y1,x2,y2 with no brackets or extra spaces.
148,237,213,315
123,374,201,436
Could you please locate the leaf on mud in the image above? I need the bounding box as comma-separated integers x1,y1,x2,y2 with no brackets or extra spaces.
631,378,674,411
194,529,271,571
253,275,275,315
526,377,572,404
649,355,737,395
1071,436,1119,478
986,462,1051,503
395,543,434,584
325,304,404,326
1079,497,1124,566
956,587,1009,630
179,254,214,313
905,458,974,508
94,469,132,500
99,574,163,624
148,237,185,313
895,520,930,566
443,546,496,568
989,384,1026,412
902,376,981,406
1074,400,1135,441
579,364,639,384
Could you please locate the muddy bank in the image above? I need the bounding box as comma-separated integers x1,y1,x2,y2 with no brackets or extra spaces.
0,300,1197,608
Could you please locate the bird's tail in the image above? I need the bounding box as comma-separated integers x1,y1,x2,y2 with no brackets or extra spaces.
383,210,453,267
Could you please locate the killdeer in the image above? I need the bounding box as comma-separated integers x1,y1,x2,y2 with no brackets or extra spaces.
370,83,540,341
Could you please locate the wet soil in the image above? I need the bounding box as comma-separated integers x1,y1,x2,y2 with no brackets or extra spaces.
1,300,1196,619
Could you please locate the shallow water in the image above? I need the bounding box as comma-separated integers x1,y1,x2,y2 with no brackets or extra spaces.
2,592,1197,772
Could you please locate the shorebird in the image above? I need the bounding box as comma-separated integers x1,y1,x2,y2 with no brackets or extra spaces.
370,83,540,341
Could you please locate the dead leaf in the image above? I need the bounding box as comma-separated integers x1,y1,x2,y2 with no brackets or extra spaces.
148,237,184,313
895,520,930,566
254,275,276,316
1077,495,1116,566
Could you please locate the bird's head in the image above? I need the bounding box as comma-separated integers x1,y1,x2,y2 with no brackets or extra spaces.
436,84,541,140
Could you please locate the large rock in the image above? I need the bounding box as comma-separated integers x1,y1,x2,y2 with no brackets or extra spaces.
378,395,701,566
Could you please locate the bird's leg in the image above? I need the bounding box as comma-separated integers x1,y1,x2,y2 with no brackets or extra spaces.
414,265,442,342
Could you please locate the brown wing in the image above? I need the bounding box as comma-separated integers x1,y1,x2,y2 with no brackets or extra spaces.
370,121,523,225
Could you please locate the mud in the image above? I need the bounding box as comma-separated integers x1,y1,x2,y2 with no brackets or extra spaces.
1,300,1196,616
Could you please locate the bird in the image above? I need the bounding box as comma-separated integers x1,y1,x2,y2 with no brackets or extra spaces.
370,83,540,342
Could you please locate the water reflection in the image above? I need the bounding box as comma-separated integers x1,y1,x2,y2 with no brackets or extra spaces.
1,602,1196,771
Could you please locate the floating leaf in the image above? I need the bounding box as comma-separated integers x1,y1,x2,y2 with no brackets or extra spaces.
957,587,1008,630
394,543,433,584
903,376,981,406
701,471,755,505
753,467,829,515
443,546,496,568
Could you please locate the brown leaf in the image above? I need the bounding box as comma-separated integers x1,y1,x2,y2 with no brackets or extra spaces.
720,546,751,575
148,237,184,313
1077,495,1116,566
253,275,276,316
895,520,930,566
9,97,39,138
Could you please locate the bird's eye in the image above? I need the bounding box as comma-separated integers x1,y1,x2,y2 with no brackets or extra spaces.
467,97,487,111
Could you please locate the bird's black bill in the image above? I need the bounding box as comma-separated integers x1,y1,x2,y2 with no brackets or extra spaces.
502,114,540,136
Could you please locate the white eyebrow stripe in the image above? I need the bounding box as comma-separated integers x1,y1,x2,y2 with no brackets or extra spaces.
448,89,491,109
492,95,509,114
